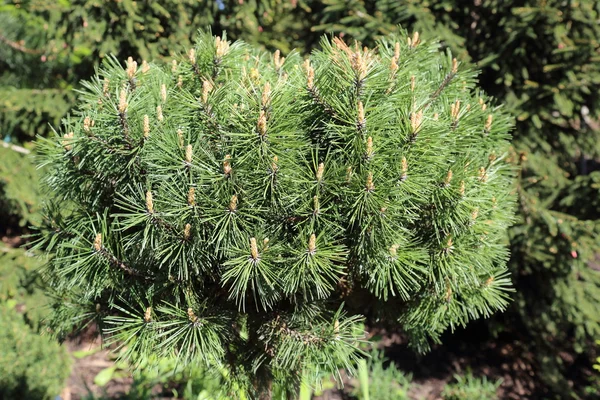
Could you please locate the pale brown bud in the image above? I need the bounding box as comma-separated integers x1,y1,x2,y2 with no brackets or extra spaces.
172,59,178,72
146,191,154,213
250,237,259,260
450,100,461,122
346,166,353,183
202,80,213,104
223,154,232,175
63,132,74,151
229,194,238,212
249,68,260,82
366,136,373,159
177,129,184,148
118,89,128,113
187,187,196,206
489,153,497,163
313,195,320,214
157,105,163,122
366,171,375,192
126,56,137,79
408,31,420,48
188,48,196,65
102,78,110,97
177,75,183,88
185,144,193,164
401,156,408,173
357,101,365,125
459,180,466,196
316,162,324,182
141,60,150,74
215,36,229,58
308,233,317,254
389,244,399,257
83,117,92,133
187,307,198,323
184,223,191,240
390,57,398,74
445,169,453,186
271,155,279,173
410,75,416,92
485,276,494,287
433,113,439,121
262,81,271,107
479,167,487,182
143,115,150,138
411,110,423,133
451,58,458,74
485,114,493,131
471,208,479,221
93,233,102,251
334,319,340,335
394,42,400,60
273,50,285,70
482,103,487,111
304,59,314,88
257,110,267,136
160,84,167,103
144,306,152,322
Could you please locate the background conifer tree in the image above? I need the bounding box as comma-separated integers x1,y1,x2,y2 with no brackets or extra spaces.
35,31,515,398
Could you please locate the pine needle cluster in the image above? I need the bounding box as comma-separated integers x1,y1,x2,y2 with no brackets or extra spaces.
35,30,516,397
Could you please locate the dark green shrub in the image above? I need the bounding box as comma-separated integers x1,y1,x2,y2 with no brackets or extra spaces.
441,371,501,400
0,304,71,400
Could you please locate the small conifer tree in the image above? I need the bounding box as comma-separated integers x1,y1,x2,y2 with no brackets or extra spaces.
36,31,515,398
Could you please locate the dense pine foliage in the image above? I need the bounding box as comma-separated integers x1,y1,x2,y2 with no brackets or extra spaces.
34,31,515,397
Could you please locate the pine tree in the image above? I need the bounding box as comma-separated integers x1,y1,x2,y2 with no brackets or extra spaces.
35,31,515,397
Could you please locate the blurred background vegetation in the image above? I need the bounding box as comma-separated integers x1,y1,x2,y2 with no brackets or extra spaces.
1,0,599,398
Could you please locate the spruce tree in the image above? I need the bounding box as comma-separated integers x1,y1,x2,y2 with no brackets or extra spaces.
35,31,515,397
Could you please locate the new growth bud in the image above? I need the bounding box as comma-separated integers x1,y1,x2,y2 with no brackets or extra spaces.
202,80,213,105
250,237,259,260
187,307,198,323
118,88,128,113
411,110,423,133
185,144,193,164
160,84,167,103
188,48,196,65
366,172,375,192
184,223,191,240
146,191,154,214
262,82,271,107
257,110,267,136
144,306,152,322
365,136,373,159
357,101,365,127
157,105,163,122
451,58,458,74
143,115,150,138
215,36,229,58
142,60,150,74
229,195,238,212
273,50,285,70
308,233,317,255
444,169,453,186
126,56,137,79
304,59,314,89
485,114,493,132
223,154,232,175
187,187,196,206
93,233,102,251
316,163,325,182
